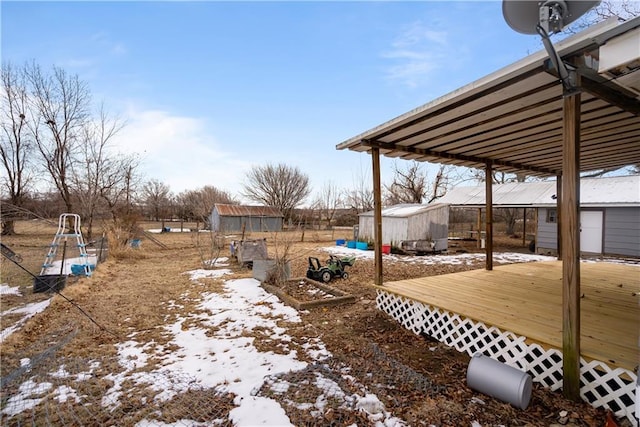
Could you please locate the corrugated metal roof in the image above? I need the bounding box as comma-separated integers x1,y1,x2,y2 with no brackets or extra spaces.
336,17,640,178
437,175,640,207
214,204,284,217
360,203,449,218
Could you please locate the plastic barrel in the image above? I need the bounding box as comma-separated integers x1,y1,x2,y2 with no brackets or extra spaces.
382,244,391,254
346,241,357,249
356,242,368,250
466,353,532,410
336,239,346,246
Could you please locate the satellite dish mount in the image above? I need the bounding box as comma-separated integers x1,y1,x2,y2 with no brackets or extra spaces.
537,2,577,95
502,0,601,95
538,0,569,34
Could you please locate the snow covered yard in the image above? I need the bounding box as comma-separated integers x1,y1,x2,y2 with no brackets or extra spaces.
1,242,616,426
1,255,414,425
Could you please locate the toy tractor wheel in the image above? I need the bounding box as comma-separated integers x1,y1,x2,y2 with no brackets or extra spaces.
342,272,349,279
321,270,332,283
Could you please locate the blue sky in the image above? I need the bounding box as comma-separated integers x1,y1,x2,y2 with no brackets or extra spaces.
2,1,544,204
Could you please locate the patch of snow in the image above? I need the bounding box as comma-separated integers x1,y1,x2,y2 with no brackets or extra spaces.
136,420,212,427
356,393,385,414
1,380,53,416
147,228,190,233
204,257,229,267
50,365,71,378
0,299,51,343
53,385,81,403
41,255,97,275
323,246,556,265
0,283,21,296
229,396,292,426
184,268,232,281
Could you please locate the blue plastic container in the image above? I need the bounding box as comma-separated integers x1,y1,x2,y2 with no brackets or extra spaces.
70,264,95,276
346,240,356,249
336,239,346,246
356,241,368,250
130,239,141,248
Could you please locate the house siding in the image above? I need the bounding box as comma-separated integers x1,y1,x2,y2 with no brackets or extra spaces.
536,206,640,257
536,207,558,254
604,207,640,257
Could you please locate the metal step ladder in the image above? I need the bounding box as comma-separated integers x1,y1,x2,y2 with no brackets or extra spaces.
41,213,91,276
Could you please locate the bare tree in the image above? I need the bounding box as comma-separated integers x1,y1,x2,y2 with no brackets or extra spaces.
384,161,450,205
0,62,34,235
344,166,374,214
176,185,237,228
99,153,141,220
71,105,125,238
142,179,172,222
567,0,640,32
472,169,530,235
242,163,311,222
25,63,90,214
312,181,343,229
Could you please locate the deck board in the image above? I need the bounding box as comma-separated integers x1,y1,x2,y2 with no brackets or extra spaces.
376,260,640,371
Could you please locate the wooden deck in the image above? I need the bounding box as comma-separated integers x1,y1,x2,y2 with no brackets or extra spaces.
376,261,639,372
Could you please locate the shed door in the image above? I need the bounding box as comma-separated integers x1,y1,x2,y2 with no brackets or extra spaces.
580,211,603,254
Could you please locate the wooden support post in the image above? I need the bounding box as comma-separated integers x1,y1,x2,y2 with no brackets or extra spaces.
522,208,527,247
557,176,562,260
534,208,538,252
561,88,581,401
477,208,482,249
372,147,383,286
485,162,493,271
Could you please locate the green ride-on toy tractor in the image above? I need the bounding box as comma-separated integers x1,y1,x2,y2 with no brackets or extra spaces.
306,255,356,283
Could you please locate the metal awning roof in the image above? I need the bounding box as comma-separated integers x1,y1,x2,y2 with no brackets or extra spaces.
437,175,640,207
336,17,640,178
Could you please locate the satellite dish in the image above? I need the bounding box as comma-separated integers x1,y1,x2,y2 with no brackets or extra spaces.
503,0,601,35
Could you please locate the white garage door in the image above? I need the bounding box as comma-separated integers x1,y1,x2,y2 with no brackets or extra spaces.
580,211,603,254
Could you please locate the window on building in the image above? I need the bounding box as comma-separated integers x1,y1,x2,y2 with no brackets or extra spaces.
546,209,557,223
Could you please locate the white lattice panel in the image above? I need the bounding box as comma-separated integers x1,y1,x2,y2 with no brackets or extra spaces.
376,290,638,425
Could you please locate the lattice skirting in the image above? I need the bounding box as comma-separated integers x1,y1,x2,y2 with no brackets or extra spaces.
376,290,638,425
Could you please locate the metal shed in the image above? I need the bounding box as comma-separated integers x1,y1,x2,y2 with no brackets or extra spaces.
358,203,449,249
210,204,283,233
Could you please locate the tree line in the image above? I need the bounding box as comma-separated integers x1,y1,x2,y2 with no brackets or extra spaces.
3,56,637,238
0,61,460,236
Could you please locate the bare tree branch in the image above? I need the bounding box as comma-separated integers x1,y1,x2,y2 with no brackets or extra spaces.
312,181,343,228
0,62,34,234
142,179,173,222
242,163,311,222
25,62,91,214
384,161,451,205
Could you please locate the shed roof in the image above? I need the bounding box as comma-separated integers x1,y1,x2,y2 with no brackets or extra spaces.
336,17,640,178
214,204,284,217
437,175,640,207
360,203,448,218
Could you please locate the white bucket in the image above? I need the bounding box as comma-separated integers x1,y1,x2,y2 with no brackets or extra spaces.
466,353,532,410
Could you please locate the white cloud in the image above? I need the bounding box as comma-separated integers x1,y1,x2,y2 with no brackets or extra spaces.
112,107,252,195
382,21,450,88
89,32,127,56
56,32,127,74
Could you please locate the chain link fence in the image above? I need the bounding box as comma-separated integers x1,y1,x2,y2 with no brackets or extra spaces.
2,325,441,426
